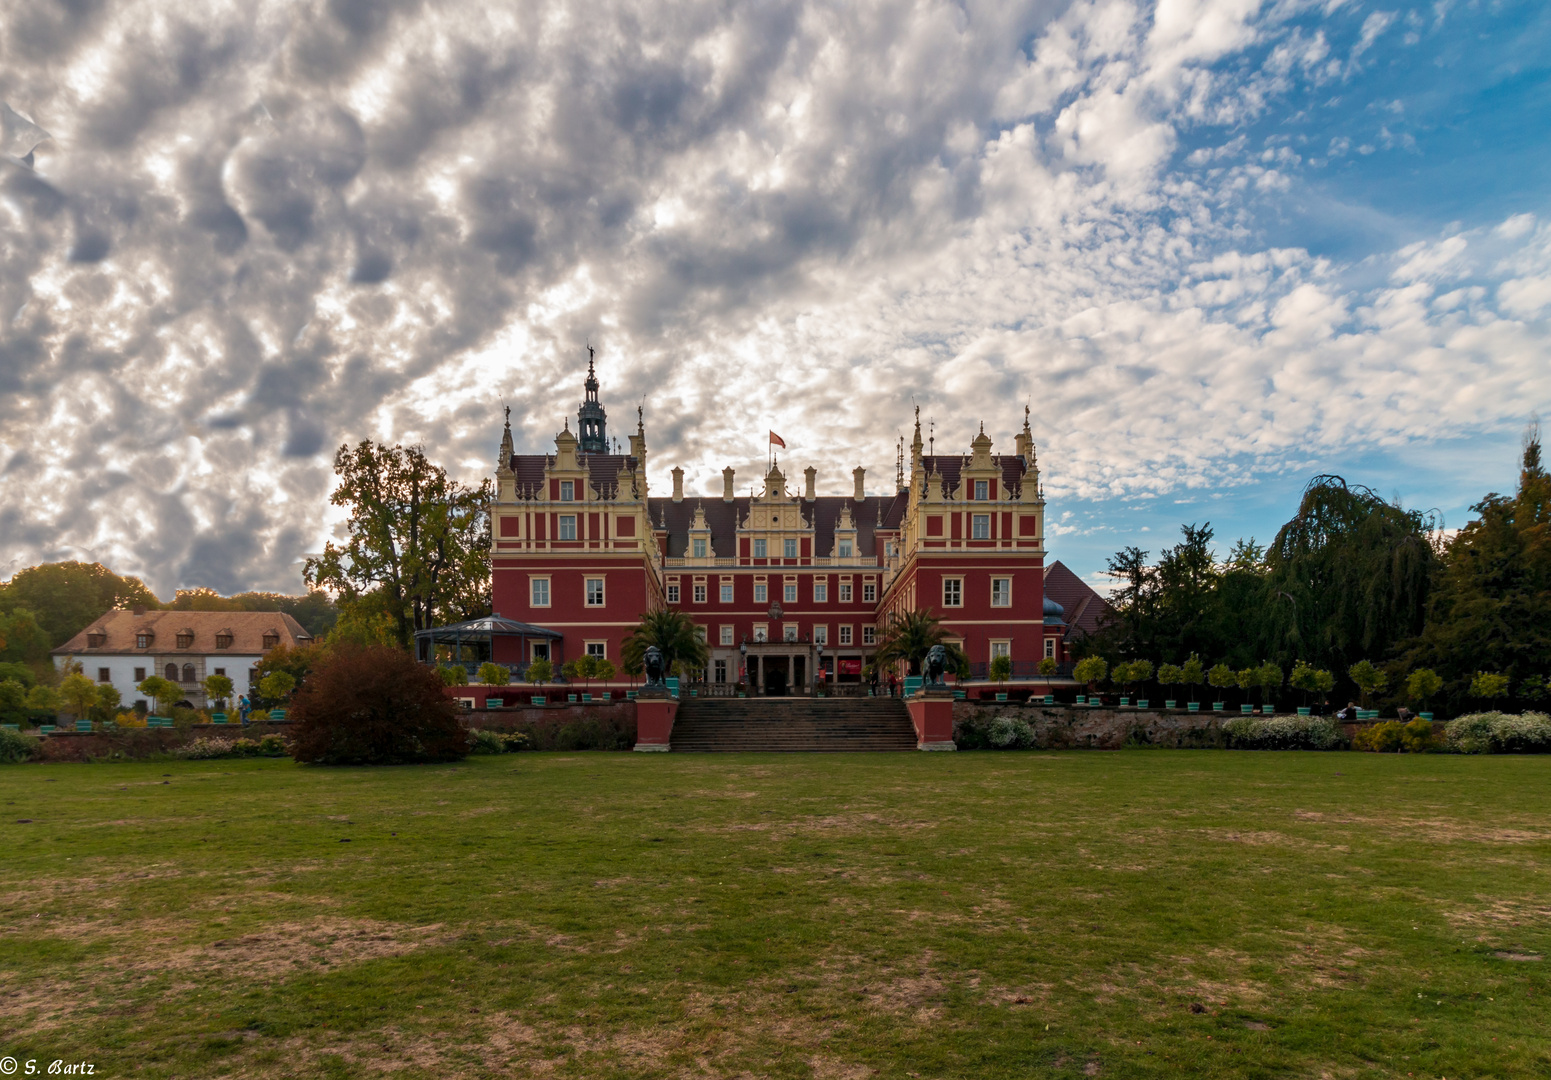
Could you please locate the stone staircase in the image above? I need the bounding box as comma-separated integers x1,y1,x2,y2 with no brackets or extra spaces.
669,696,918,752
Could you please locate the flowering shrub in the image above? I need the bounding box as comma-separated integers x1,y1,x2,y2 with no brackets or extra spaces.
468,729,530,754
1352,718,1439,752
0,727,42,763
1224,715,1344,750
987,715,1035,749
1445,712,1551,754
172,734,290,760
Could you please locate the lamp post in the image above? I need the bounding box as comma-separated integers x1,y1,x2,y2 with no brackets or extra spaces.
740,640,748,694
816,642,824,696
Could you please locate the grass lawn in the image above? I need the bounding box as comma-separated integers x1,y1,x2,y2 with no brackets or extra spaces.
2,750,1548,1079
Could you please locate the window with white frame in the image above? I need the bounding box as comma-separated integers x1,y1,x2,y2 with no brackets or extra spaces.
990,640,1010,660
972,514,990,539
991,577,1011,606
783,582,797,602
754,581,768,603
586,641,607,658
531,577,551,606
838,539,853,558
783,538,797,558
884,541,895,557
1045,637,1056,658
783,623,798,642
560,480,574,501
666,582,680,604
814,625,827,645
693,581,707,603
839,625,852,645
692,537,707,558
754,538,767,558
862,626,876,645
814,580,827,603
753,624,768,642
839,581,853,602
714,659,728,683
585,577,605,606
720,625,735,645
975,479,988,500
695,625,707,642
943,578,963,606
862,581,876,603
720,580,733,603
558,514,577,540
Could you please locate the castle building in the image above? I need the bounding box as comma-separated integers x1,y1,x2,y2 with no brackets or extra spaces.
488,358,1090,693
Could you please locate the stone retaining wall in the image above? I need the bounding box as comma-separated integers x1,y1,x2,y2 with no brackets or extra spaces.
953,701,1229,750
32,720,298,763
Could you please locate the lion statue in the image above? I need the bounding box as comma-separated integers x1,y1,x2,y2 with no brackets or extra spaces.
644,645,667,687
924,644,948,688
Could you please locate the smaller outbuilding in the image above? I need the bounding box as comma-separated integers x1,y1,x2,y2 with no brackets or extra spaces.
52,609,313,711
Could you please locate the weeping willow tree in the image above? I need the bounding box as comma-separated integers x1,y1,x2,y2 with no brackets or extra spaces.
1263,476,1440,672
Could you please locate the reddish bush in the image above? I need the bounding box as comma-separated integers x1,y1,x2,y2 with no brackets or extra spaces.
290,646,466,765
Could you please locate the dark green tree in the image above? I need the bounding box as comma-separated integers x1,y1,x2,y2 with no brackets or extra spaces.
622,608,710,679
0,562,160,647
873,609,967,676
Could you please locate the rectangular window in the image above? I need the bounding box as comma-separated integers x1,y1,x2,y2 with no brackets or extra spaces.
692,537,708,558
839,625,852,645
714,659,728,683
814,581,828,603
214,668,225,677
753,624,768,642
991,578,1011,606
531,578,551,606
666,583,680,604
814,625,828,645
586,577,605,606
975,479,988,500
696,625,707,641
586,641,606,658
693,582,707,603
838,540,853,558
862,582,876,603
783,538,797,558
943,578,963,606
754,583,768,603
720,625,734,645
560,480,574,501
753,538,768,558
972,514,990,539
720,581,733,603
135,634,150,649
839,582,853,602
558,515,577,540
1045,637,1057,658
134,667,146,683
783,624,799,642
991,641,1010,660
97,667,111,683
783,583,797,603
862,626,876,645
885,541,895,558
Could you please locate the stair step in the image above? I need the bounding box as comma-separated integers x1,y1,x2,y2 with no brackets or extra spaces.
668,697,918,752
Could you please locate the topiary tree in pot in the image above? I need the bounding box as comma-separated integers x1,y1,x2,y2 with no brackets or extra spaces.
289,645,467,765
1181,654,1205,705
1348,660,1388,709
1207,663,1236,708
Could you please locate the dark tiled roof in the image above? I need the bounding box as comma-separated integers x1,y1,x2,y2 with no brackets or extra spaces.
54,610,312,656
647,493,910,559
1042,560,1110,641
916,455,1028,497
509,453,640,498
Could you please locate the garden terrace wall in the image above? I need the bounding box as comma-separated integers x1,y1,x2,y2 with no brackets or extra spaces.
952,701,1228,750
460,701,637,752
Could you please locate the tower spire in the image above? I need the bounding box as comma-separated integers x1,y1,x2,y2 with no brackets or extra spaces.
578,345,608,453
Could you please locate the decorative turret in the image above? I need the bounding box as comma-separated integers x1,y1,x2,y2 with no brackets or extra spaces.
496,405,516,502
628,403,646,466
577,346,608,454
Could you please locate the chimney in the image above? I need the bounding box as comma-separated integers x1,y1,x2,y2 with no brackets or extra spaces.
803,466,817,502
722,466,736,503
671,466,684,502
852,466,866,501
132,606,147,617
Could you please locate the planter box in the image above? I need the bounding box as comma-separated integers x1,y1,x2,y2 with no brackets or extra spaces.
995,692,1008,702
1119,697,1130,707
532,695,546,705
1136,700,1149,709
1165,700,1177,709
270,709,287,720
1262,706,1275,715
211,713,229,724
626,691,637,701
581,694,593,703
1297,707,1312,716
1213,702,1225,712
1419,711,1434,720
1240,705,1255,714
1187,702,1200,713
1044,694,1055,705
1075,695,1086,704
485,698,504,709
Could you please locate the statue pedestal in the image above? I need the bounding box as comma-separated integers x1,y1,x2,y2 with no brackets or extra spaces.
633,688,677,752
907,688,957,751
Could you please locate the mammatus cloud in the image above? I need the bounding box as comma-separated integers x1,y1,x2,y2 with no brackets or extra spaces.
0,0,1547,595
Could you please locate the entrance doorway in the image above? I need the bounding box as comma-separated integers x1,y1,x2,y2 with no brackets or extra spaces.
764,662,788,696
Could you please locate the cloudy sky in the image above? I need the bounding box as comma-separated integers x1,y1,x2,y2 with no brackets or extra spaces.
2,0,1548,596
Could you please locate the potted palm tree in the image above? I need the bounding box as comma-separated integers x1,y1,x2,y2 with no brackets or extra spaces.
872,609,968,694
622,608,710,696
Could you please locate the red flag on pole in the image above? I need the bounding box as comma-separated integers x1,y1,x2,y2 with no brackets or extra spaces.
769,430,786,448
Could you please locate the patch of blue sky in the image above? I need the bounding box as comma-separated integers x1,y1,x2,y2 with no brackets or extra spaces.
1171,0,1551,259
1049,424,1530,584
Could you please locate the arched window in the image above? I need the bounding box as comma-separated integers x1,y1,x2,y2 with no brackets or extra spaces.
182,664,196,684
165,664,179,682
